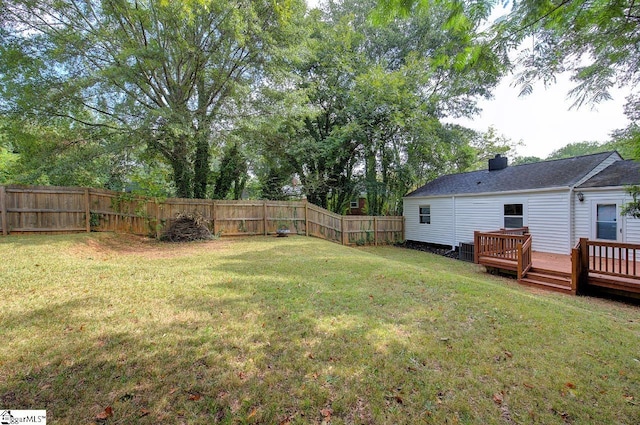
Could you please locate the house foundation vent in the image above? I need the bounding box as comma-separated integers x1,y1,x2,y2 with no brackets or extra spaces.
458,242,475,262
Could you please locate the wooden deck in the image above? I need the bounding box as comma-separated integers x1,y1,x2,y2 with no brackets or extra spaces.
474,230,640,298
531,252,571,274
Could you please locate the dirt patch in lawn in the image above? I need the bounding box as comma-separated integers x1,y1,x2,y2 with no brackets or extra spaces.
71,233,232,259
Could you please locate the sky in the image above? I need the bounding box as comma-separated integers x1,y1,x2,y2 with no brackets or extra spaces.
451,74,630,159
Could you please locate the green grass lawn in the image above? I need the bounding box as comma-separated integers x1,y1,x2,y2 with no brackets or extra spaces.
0,233,638,424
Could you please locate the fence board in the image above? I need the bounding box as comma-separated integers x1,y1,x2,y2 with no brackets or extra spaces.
0,185,404,245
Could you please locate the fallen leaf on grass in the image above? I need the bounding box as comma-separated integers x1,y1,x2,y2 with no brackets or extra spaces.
96,406,113,421
320,408,332,419
523,383,535,389
565,382,576,389
169,387,179,395
139,409,151,417
493,393,503,405
247,407,257,418
189,394,202,401
504,351,513,358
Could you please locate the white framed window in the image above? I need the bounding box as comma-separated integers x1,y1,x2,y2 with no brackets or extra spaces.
419,205,431,224
350,200,358,209
504,203,523,228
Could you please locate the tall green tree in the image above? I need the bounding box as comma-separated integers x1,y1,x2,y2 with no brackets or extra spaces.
263,0,504,214
0,0,304,198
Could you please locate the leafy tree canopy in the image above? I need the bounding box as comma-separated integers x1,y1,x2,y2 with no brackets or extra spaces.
0,0,305,198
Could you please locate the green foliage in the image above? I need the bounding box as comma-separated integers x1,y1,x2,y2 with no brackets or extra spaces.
621,185,640,218
467,126,522,171
376,0,640,158
253,0,503,214
211,142,248,200
1,0,306,198
0,146,18,184
547,139,633,160
511,155,542,165
547,141,610,160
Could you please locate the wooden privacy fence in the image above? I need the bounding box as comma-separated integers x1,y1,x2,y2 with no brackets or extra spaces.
0,185,404,245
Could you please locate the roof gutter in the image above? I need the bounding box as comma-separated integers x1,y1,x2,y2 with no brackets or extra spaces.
403,185,572,200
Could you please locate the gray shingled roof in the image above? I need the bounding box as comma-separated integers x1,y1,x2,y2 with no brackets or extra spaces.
577,159,640,188
406,151,617,197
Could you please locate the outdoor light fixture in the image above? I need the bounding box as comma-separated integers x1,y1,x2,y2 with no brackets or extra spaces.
577,192,584,202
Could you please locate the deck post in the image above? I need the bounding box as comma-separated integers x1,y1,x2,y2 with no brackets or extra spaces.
579,237,589,290
516,242,523,281
571,247,580,294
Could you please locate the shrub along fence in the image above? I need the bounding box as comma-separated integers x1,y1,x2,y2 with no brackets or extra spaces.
0,185,404,245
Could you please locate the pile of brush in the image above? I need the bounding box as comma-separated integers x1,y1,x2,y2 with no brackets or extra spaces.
160,212,213,242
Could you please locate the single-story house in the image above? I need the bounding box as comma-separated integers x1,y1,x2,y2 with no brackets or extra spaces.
403,151,640,254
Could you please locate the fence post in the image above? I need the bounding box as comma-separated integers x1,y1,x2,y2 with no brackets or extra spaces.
304,201,309,237
212,201,217,236
0,186,7,236
473,231,480,264
263,201,268,236
84,189,91,233
154,200,160,239
374,216,378,246
341,216,346,245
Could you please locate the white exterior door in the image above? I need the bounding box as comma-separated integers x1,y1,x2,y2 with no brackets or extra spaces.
592,201,623,241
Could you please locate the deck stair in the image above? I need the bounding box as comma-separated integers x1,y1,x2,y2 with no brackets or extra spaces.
519,267,574,294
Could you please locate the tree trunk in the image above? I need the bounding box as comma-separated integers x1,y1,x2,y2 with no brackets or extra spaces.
172,136,193,198
193,136,209,199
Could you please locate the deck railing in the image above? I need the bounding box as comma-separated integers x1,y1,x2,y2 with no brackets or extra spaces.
473,228,529,263
477,233,640,297
572,238,640,295
585,239,640,279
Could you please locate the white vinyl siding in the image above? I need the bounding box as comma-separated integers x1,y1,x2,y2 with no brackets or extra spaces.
407,190,574,253
526,191,570,253
403,197,454,247
454,197,503,244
